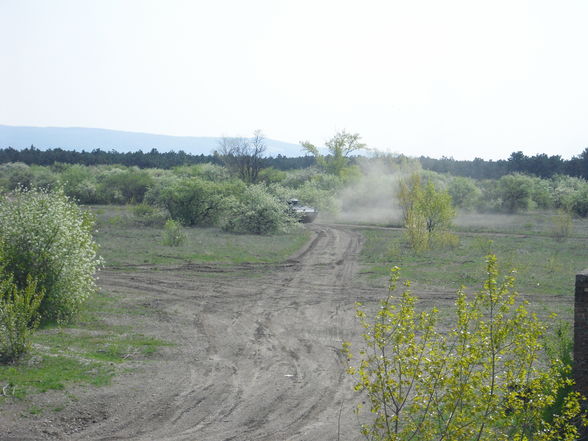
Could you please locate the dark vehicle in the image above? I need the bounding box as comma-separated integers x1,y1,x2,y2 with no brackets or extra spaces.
287,199,318,223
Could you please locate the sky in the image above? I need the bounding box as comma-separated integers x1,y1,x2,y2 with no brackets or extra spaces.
1,0,587,160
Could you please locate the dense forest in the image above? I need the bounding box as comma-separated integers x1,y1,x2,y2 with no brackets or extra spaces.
0,146,315,170
1,145,588,180
419,149,588,180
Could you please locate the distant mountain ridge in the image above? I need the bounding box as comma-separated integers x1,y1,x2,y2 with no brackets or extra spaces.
0,125,308,157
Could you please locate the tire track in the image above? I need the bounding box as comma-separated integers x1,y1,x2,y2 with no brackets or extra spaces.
62,225,365,441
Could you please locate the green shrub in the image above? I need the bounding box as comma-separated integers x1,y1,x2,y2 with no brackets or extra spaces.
96,167,154,204
222,185,297,234
497,173,533,212
264,183,294,202
0,188,102,323
398,174,455,251
258,167,287,184
0,274,44,362
143,174,181,207
59,164,100,204
552,175,587,211
571,187,588,217
541,320,581,430
161,219,185,246
153,178,242,226
0,162,34,190
0,163,59,192
281,168,320,188
345,256,586,440
475,179,503,212
172,163,231,181
132,203,169,226
528,176,554,209
447,176,481,210
551,209,573,241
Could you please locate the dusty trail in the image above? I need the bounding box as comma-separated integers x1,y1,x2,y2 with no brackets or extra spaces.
10,224,371,441
0,224,575,440
85,224,365,441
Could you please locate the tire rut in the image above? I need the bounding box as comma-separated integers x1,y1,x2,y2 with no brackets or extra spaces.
63,224,365,441
4,223,566,440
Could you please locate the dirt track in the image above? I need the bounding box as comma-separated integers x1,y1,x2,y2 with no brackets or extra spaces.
2,223,576,440
2,224,388,440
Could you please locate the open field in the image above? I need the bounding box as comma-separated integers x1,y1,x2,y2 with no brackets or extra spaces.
92,205,312,267
1,223,369,440
360,227,587,295
1,209,587,440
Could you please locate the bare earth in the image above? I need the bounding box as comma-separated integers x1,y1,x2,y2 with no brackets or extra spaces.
1,224,575,441
1,225,382,440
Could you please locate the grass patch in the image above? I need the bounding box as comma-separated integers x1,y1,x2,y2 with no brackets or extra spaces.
454,211,588,237
28,405,43,415
34,331,169,363
90,205,311,267
0,356,114,400
339,211,588,237
0,291,170,402
359,227,588,297
75,291,155,325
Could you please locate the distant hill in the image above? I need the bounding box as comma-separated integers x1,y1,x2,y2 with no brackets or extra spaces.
0,125,307,157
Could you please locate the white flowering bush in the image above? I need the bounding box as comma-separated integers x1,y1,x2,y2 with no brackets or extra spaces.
222,185,298,234
0,187,102,322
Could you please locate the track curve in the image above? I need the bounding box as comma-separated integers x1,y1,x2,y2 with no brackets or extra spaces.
1,224,574,440
72,224,366,441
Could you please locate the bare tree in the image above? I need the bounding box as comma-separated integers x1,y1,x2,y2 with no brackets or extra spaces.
216,130,267,183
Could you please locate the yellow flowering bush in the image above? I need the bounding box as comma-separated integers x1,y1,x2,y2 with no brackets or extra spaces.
344,255,586,440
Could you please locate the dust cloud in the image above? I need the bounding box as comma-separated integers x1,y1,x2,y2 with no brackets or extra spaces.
330,156,419,225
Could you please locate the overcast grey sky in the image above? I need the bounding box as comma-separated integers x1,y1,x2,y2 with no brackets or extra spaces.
1,0,587,159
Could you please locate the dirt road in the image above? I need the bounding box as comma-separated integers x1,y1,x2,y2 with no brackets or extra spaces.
2,223,575,441
3,224,387,440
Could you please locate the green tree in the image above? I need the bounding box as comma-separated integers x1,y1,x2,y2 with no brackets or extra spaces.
447,176,481,210
497,173,533,212
301,130,365,177
344,256,586,441
398,174,455,251
419,181,455,234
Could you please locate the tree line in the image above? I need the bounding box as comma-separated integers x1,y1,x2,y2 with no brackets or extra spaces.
0,145,315,170
419,148,588,180
3,145,588,180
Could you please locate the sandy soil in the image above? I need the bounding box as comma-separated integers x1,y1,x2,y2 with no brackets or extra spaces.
1,223,576,440
1,224,395,440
